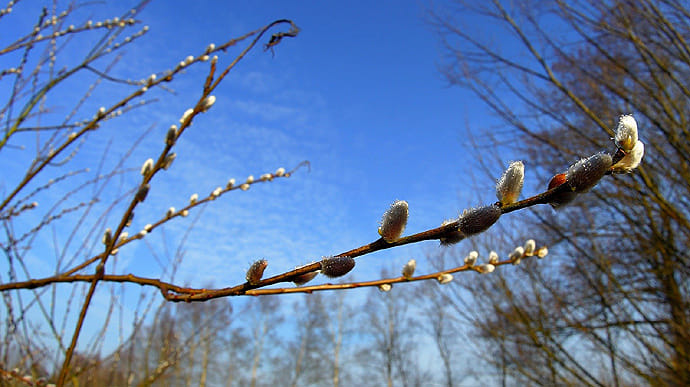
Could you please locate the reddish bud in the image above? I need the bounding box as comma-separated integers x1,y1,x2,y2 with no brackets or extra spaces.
547,173,576,208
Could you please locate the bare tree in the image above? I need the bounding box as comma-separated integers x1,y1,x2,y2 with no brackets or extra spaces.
0,1,654,385
431,0,690,385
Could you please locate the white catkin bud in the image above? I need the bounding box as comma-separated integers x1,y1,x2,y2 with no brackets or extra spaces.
488,251,499,265
139,230,148,237
166,207,175,218
437,273,453,284
246,259,268,285
615,115,638,152
275,167,286,176
68,132,77,140
207,43,215,52
166,125,177,146
135,184,150,203
510,246,525,263
612,140,644,172
496,161,524,205
118,232,129,242
378,200,409,242
260,173,272,181
537,247,549,258
320,256,355,278
190,193,198,204
184,55,194,65
102,228,112,245
211,187,222,198
97,107,106,116
180,108,194,124
293,271,318,286
566,153,613,193
378,283,392,292
181,210,189,217
227,178,236,189
459,204,501,236
162,153,176,170
240,183,250,191
246,175,254,184
201,95,216,111
464,251,478,267
402,259,416,279
477,264,495,274
524,239,536,256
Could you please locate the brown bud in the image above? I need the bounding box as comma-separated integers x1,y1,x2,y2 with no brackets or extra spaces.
246,259,268,285
135,183,150,203
439,219,464,246
458,204,501,236
320,256,355,278
292,271,318,286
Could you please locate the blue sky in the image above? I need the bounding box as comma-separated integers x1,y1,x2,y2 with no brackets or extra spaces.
102,0,499,284
0,0,521,358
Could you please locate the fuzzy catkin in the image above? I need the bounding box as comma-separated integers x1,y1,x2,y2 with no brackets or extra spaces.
321,256,355,278
566,153,612,193
458,204,502,236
